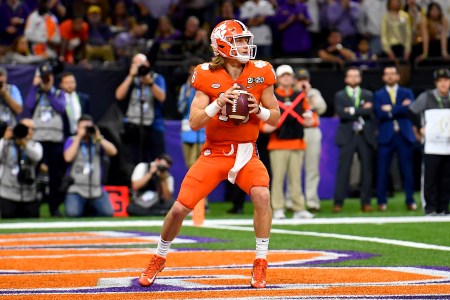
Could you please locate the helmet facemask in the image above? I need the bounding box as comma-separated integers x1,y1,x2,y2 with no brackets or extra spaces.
227,34,257,63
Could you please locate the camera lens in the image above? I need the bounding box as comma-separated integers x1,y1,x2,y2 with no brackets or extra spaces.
13,123,29,139
157,164,168,172
137,65,150,77
86,126,96,134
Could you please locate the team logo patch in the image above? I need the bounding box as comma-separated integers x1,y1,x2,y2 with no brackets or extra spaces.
211,83,221,89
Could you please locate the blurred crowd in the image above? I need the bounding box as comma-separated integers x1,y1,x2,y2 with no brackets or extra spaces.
0,0,449,68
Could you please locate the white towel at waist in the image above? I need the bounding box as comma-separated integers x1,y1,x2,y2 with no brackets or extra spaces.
228,142,253,184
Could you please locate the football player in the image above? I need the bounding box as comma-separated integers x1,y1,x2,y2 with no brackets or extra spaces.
138,19,280,289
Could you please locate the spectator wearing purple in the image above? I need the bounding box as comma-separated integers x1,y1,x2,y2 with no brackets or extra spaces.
326,0,361,50
0,0,31,53
352,38,378,69
276,0,312,57
151,16,182,59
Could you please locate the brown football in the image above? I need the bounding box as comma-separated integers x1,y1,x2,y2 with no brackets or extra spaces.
226,85,250,125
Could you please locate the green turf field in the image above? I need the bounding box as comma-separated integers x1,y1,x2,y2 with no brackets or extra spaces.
1,192,449,270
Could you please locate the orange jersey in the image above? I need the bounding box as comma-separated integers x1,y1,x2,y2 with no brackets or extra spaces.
191,60,276,144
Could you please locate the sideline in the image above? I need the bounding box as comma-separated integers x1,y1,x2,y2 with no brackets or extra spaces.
0,216,448,230
202,224,450,252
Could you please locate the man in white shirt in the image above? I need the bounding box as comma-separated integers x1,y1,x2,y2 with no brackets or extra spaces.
240,0,276,58
127,153,174,216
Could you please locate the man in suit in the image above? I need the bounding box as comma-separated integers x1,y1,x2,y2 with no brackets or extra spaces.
374,66,417,211
60,72,90,136
334,67,376,212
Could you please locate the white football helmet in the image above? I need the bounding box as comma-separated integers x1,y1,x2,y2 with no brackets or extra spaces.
210,19,257,63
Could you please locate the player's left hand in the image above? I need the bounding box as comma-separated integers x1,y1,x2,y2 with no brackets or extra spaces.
247,93,259,114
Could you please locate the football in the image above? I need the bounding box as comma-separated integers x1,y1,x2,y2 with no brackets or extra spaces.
226,84,250,125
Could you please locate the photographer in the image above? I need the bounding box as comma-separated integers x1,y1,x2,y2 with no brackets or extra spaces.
0,67,23,137
127,153,174,216
0,119,43,219
24,62,66,217
63,114,117,217
115,53,166,167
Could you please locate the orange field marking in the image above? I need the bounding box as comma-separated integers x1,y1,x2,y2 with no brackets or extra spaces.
0,231,449,299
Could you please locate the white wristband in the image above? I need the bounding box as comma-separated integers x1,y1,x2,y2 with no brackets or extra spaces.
349,107,355,115
205,100,222,118
256,106,270,121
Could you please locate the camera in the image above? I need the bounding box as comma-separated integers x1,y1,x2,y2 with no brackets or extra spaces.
38,59,64,84
13,123,28,139
137,65,151,77
38,62,53,84
157,164,168,172
17,164,34,185
86,125,96,135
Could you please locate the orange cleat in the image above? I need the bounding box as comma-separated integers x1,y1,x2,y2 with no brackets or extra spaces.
138,255,166,287
250,258,268,288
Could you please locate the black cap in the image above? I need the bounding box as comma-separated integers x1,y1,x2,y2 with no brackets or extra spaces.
296,68,310,79
433,68,450,80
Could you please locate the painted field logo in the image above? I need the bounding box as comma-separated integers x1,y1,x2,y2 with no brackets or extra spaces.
0,231,449,299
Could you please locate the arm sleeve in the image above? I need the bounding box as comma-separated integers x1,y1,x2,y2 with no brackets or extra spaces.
63,137,74,151
48,89,66,113
0,139,5,163
408,109,422,129
131,162,148,182
167,175,174,193
335,92,356,121
154,74,166,92
409,92,427,114
177,84,188,114
381,15,391,53
10,85,23,106
263,62,277,87
24,85,38,111
25,140,43,162
308,88,327,115
355,91,374,118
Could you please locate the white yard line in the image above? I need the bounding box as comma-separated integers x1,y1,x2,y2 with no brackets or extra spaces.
0,216,449,251
202,224,450,252
0,216,448,230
